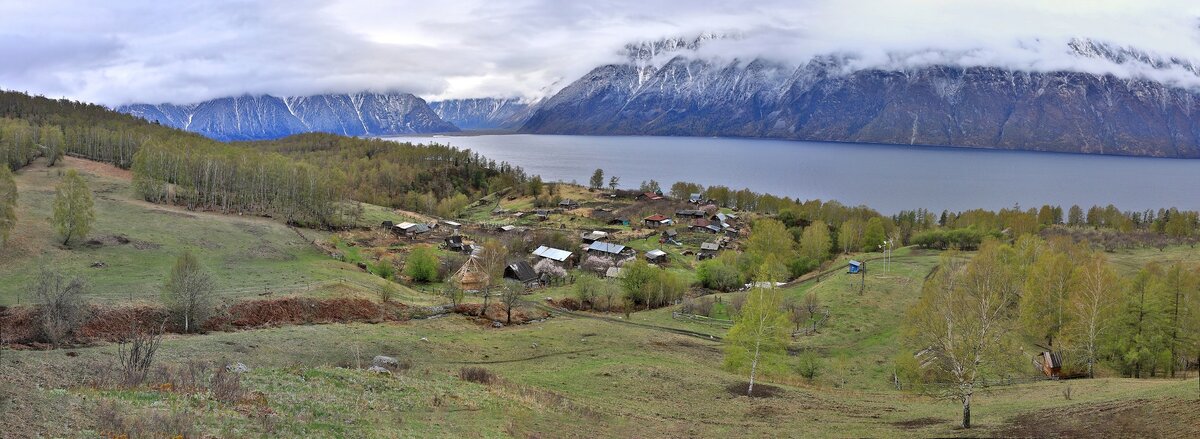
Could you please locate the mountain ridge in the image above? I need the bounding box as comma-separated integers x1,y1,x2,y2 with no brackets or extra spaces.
119,91,458,141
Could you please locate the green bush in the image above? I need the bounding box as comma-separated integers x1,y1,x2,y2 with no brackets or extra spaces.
404,246,439,283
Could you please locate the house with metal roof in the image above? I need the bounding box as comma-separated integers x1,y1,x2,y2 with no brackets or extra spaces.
504,261,539,286
700,242,721,252
587,241,626,256
532,246,575,267
676,209,706,218
581,231,609,244
394,222,431,237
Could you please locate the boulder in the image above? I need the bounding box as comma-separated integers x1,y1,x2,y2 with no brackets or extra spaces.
372,355,399,369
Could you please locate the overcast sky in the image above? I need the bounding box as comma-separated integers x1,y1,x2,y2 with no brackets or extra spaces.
3,0,1200,105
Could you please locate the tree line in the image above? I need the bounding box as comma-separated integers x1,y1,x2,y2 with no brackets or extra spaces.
899,235,1200,428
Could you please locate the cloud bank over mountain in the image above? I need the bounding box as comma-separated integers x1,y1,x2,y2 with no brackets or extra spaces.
4,0,1200,105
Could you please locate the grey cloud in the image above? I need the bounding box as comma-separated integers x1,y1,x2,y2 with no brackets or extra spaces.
2,0,1199,105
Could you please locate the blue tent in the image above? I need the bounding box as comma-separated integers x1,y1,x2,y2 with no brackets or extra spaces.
848,260,864,274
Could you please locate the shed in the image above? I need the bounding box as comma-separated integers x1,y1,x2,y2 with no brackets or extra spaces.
712,213,737,223
644,214,672,228
504,261,539,285
380,220,395,229
645,249,668,263
689,193,703,203
661,229,678,239
1038,351,1063,378
676,209,706,218
444,235,467,252
558,199,580,209
581,231,609,244
848,260,864,274
497,225,517,233
700,242,720,252
442,220,462,230
587,241,626,256
532,246,574,267
608,217,630,226
642,192,664,201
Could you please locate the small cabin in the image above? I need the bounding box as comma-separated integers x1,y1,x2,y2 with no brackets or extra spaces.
496,225,517,233
645,249,668,263
848,260,864,274
689,193,703,204
558,199,580,209
444,236,467,253
641,192,664,201
690,219,716,233
661,229,679,241
676,209,706,218
608,217,630,226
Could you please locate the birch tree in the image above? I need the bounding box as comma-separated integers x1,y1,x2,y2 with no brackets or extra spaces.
1069,252,1119,378
52,169,94,245
723,263,790,397
905,241,1020,429
163,251,215,333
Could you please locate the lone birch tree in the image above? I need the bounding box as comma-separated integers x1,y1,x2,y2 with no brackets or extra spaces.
723,263,790,397
905,241,1020,429
52,169,94,245
163,251,215,333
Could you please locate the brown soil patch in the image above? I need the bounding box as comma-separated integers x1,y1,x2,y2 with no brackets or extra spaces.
62,156,132,180
890,417,945,429
726,382,783,398
452,303,549,325
212,297,401,329
998,397,1200,438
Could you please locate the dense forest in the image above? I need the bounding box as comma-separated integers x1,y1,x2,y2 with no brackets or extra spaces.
0,90,527,226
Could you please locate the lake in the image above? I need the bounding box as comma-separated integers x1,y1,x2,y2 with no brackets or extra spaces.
381,134,1200,214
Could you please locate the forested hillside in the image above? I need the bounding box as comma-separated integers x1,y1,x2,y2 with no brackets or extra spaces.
0,90,527,226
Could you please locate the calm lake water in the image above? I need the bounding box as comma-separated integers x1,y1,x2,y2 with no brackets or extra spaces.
382,134,1200,214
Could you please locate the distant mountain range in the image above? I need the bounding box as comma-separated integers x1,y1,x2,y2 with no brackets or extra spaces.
118,92,457,141
428,98,531,130
518,37,1200,158
118,37,1200,157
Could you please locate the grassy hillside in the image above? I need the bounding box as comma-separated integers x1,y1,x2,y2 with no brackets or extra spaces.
0,157,412,306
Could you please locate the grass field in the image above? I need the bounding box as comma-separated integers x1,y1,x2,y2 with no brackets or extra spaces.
0,157,411,306
2,158,1198,438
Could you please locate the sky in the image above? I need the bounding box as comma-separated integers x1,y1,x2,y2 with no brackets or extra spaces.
3,0,1200,106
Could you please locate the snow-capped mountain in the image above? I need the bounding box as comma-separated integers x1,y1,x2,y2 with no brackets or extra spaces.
520,37,1200,158
429,98,531,130
119,92,458,141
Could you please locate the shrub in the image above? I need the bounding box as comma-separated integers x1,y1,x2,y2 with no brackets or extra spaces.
458,367,496,385
32,270,88,346
211,366,245,404
404,246,439,283
118,325,164,387
697,258,743,292
795,351,823,382
787,257,819,279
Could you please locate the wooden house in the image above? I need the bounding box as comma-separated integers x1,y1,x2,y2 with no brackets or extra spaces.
641,192,664,201
1038,351,1063,378
504,261,539,287
394,222,431,237
690,219,716,233
558,199,580,209
644,214,672,228
676,209,706,218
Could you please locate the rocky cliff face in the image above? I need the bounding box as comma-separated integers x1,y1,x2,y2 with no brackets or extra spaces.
119,92,458,141
521,38,1200,158
429,98,531,130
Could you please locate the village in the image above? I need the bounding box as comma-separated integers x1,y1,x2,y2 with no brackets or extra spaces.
357,183,744,304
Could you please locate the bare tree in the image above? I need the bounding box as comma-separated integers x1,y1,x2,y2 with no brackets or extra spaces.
499,280,525,325
118,322,165,387
32,270,89,346
163,252,215,333
1070,252,1119,378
